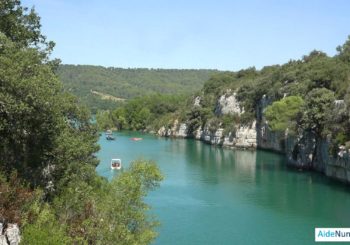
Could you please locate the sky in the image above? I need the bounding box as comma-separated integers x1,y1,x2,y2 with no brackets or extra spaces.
23,0,350,71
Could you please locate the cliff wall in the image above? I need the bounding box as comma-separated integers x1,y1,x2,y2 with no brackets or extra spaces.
156,92,350,184
0,223,20,245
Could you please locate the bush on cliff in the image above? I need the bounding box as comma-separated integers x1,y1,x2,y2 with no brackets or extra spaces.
265,96,304,133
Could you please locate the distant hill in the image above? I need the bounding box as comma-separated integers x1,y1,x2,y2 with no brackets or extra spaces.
57,64,218,112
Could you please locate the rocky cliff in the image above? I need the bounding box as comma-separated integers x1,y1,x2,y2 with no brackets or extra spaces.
214,90,244,115
157,92,257,148
256,95,350,183
156,91,350,184
0,223,20,245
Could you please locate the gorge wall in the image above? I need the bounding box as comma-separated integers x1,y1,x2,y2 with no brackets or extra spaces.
0,223,20,245
157,92,350,184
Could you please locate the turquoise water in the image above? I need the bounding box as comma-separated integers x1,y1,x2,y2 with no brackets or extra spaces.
96,131,350,245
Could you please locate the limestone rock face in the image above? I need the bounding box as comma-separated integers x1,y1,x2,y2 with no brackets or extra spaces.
211,128,224,145
157,126,167,136
194,127,202,140
192,123,257,149
0,236,7,245
284,133,316,169
156,92,350,184
176,123,188,138
235,121,257,148
223,132,235,147
200,127,212,143
193,96,201,106
215,91,244,116
5,224,20,245
157,120,188,138
255,94,350,183
256,94,286,152
0,223,20,245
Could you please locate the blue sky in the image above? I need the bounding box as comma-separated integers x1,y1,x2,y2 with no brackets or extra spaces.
23,0,350,71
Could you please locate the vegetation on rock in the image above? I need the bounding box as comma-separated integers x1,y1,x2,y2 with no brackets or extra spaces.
265,96,304,133
99,36,350,156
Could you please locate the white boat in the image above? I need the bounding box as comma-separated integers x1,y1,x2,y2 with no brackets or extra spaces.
106,134,115,140
111,158,122,170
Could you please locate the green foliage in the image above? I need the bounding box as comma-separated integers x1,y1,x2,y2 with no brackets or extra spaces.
301,88,335,137
0,0,54,53
57,65,217,112
52,160,163,244
163,37,350,150
239,112,255,126
335,132,347,145
22,203,71,245
265,96,304,132
111,107,127,130
0,171,37,224
124,100,152,130
208,117,221,134
203,69,257,97
186,106,213,134
0,32,100,189
105,94,187,131
221,114,239,135
0,2,164,245
96,110,114,130
88,95,124,114
337,35,350,63
221,114,239,128
203,72,235,96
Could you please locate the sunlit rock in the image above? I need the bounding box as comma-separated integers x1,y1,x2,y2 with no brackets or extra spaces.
215,91,244,116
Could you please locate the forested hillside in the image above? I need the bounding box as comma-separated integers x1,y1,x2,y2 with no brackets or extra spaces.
99,37,350,158
57,65,218,112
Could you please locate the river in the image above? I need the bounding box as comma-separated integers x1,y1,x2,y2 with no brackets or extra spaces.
96,131,350,245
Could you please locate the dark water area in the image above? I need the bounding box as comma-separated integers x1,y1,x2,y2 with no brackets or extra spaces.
96,131,350,244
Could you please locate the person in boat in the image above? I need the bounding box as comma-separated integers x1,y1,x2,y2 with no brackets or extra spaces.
112,162,116,167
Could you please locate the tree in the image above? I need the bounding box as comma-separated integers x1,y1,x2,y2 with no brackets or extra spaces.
22,203,72,245
336,35,350,63
111,107,127,130
0,0,55,58
96,110,114,130
0,33,99,190
1,2,164,244
0,0,40,44
301,88,335,137
265,96,304,133
52,160,163,244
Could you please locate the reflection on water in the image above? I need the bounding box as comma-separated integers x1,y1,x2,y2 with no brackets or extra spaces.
97,132,350,245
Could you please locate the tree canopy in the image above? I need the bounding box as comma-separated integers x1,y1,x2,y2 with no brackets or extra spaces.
0,1,163,244
57,64,217,113
265,96,304,133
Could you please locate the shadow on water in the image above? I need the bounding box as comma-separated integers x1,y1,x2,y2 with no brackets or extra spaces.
179,139,350,227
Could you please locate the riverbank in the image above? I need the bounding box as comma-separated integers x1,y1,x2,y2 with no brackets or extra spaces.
154,93,350,185
97,131,350,245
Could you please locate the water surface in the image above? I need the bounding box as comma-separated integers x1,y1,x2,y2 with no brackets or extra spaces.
96,131,350,244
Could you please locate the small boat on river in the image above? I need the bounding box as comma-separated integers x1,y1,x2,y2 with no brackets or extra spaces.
106,130,115,140
111,158,122,170
106,134,115,140
131,137,143,141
